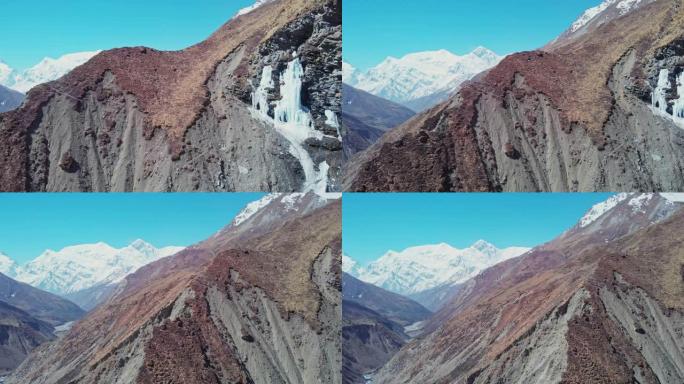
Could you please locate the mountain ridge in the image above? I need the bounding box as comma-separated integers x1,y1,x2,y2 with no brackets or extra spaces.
371,193,684,383
8,193,342,383
0,0,342,192
344,0,684,192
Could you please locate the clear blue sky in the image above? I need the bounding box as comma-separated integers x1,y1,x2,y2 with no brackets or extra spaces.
343,193,613,265
0,193,264,264
0,0,255,69
344,0,601,70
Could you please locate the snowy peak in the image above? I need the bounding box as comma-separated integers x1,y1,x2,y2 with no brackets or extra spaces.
344,47,503,109
0,51,101,93
231,192,340,228
574,193,682,239
348,241,530,296
10,240,184,296
567,0,654,35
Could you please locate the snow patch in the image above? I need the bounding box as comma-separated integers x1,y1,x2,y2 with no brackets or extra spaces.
579,193,630,227
232,194,281,226
627,193,654,212
234,0,275,18
660,193,684,203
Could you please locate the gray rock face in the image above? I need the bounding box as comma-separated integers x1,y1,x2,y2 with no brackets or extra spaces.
600,274,684,384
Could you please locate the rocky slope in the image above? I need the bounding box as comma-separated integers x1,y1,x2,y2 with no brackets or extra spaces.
342,301,410,384
0,85,23,113
8,193,341,383
344,0,684,192
341,84,415,157
371,193,684,384
343,273,430,326
0,273,84,375
0,0,341,192
0,301,57,375
342,274,430,384
0,273,84,327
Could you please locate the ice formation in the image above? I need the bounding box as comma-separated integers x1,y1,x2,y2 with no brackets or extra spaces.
325,109,341,139
251,56,330,194
651,68,684,128
652,69,670,113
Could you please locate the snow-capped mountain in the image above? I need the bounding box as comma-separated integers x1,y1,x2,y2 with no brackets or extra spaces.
571,0,650,33
235,0,275,18
0,251,17,276
346,240,530,296
343,47,503,111
0,61,13,84
550,0,656,46
574,193,683,235
342,254,364,276
0,51,101,93
9,240,183,296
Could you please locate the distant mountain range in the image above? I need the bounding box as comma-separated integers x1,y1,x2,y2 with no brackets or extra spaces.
0,51,101,93
0,240,184,309
343,47,502,112
344,240,530,309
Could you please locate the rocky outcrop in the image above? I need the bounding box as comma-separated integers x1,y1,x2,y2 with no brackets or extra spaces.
8,194,341,383
0,0,341,192
344,0,684,192
369,194,684,384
